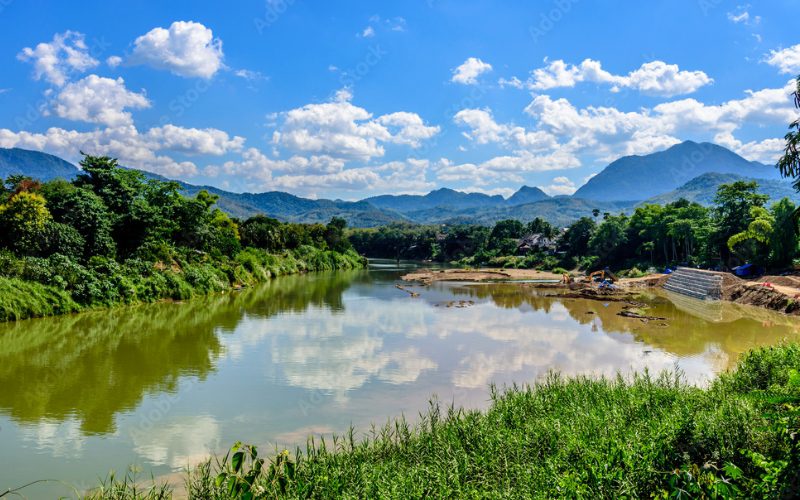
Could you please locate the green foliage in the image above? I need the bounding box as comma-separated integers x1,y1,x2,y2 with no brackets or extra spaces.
777,75,800,193
0,153,367,322
103,343,800,498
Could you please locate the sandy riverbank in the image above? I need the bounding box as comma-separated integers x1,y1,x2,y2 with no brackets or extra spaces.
401,268,800,315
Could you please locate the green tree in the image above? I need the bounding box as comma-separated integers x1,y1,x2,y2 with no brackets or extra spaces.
768,198,799,268
240,215,285,251
777,75,800,194
710,181,768,266
0,191,53,254
727,206,774,266
560,217,596,258
41,180,116,259
588,214,628,266
325,217,350,253
525,217,557,239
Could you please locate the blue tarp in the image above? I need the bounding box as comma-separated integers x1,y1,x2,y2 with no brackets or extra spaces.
733,264,763,277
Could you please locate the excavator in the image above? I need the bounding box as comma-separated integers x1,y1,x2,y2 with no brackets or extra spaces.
585,268,619,284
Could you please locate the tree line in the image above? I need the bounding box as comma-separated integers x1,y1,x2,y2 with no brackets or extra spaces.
0,155,362,319
350,180,799,274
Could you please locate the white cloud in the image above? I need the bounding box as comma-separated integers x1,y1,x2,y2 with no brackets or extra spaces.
273,90,438,160
727,7,760,25
234,69,265,81
451,57,493,85
360,26,375,38
0,121,245,178
454,108,557,152
51,75,150,127
498,76,523,89
541,176,577,196
106,55,122,68
522,80,796,161
127,21,224,78
17,31,99,86
513,58,712,97
144,124,244,155
765,44,800,75
377,112,441,147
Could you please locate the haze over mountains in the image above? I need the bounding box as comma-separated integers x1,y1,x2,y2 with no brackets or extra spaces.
1,141,794,227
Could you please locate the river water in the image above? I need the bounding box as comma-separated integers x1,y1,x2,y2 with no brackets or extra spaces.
0,260,797,496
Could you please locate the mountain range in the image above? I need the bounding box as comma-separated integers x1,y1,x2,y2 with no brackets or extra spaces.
0,141,795,227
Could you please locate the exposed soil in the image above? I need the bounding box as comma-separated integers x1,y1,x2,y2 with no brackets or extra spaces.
401,268,564,285
401,268,800,316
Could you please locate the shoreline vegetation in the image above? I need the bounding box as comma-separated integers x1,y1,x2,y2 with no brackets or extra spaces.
0,154,365,323
79,343,799,498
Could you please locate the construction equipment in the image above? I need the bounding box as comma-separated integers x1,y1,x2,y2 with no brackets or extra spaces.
585,268,619,284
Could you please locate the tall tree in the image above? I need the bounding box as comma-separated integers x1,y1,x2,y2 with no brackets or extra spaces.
777,76,800,194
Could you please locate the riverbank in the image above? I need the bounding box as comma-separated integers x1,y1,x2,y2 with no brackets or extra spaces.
84,342,800,498
402,267,800,315
0,246,366,322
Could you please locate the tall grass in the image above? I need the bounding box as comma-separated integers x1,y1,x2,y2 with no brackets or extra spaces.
0,277,79,321
83,343,800,498
0,247,366,322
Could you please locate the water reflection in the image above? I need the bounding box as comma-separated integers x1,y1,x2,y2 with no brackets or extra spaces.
0,270,362,434
1,262,798,495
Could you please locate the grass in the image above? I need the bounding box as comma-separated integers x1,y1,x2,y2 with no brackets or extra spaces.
0,276,79,321
79,343,800,498
0,247,366,323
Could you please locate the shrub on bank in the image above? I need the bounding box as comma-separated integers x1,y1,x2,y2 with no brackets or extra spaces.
86,343,800,498
0,246,366,322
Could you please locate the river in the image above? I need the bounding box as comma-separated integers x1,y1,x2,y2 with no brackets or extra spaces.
0,260,797,497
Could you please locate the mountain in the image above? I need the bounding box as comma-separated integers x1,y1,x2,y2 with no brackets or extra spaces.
0,148,80,181
364,187,505,213
573,141,781,202
644,172,800,206
0,148,406,227
404,197,635,228
506,185,550,205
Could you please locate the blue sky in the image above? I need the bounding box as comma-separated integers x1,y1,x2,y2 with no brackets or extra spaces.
0,0,798,199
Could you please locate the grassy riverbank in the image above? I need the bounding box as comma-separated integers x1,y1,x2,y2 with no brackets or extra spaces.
86,343,799,498
0,246,365,322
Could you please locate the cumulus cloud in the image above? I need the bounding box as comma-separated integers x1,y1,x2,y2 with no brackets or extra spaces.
450,79,794,187
451,57,493,85
272,90,438,160
508,58,712,97
765,44,800,75
541,176,577,196
454,108,557,152
127,21,224,78
222,149,434,196
360,26,375,38
0,122,244,178
17,31,99,86
51,75,150,127
144,124,244,155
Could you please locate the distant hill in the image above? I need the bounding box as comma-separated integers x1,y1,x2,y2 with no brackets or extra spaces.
0,148,79,181
0,148,406,227
365,187,505,213
573,141,781,202
644,172,800,206
506,185,550,205
403,197,635,228
5,144,795,229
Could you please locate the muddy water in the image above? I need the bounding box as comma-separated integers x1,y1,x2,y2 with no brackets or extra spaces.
0,260,797,496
